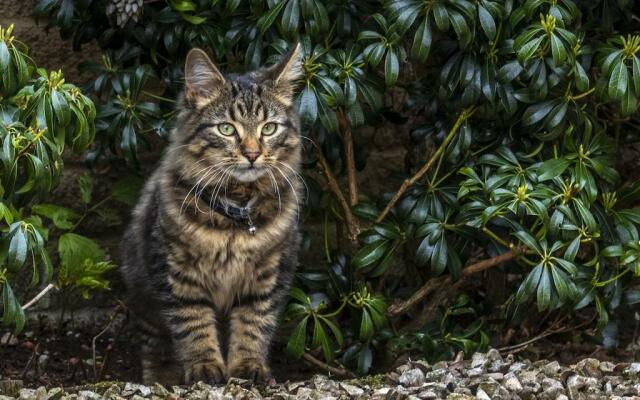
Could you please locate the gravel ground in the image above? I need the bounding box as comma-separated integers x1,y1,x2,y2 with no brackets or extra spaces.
2,349,640,399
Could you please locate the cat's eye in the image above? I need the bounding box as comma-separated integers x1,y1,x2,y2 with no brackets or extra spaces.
261,122,278,136
217,123,236,136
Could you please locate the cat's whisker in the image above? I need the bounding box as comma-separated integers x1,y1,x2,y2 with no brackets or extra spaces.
266,167,282,215
179,164,218,215
274,160,308,201
271,164,300,221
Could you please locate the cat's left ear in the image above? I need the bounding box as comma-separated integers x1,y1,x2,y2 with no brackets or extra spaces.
263,43,303,106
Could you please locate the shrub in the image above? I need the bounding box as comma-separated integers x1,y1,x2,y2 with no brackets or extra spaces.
35,0,640,373
0,24,114,333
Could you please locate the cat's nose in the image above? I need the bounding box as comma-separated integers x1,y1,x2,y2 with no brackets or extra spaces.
242,149,261,163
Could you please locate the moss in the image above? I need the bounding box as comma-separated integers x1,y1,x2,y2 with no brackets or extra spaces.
349,374,388,388
76,381,126,394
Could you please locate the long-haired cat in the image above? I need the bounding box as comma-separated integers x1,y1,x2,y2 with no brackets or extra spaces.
120,44,303,384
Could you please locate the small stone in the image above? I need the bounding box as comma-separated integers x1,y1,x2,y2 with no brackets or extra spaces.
445,394,474,400
566,375,599,397
575,358,602,378
470,353,488,369
475,388,490,400
78,390,101,400
555,395,569,400
600,361,616,373
503,374,523,392
425,369,447,381
542,361,562,376
47,388,64,400
19,389,35,400
399,369,425,387
465,367,484,378
624,363,640,376
541,378,565,397
416,390,438,399
339,382,364,397
0,333,18,346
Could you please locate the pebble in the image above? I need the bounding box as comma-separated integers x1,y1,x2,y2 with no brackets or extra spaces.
5,349,640,399
399,369,425,387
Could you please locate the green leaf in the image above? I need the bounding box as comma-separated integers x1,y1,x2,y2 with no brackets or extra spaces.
384,50,399,87
514,230,541,253
298,86,317,126
478,5,496,40
32,204,79,230
8,225,28,270
517,35,544,63
286,316,308,358
608,61,629,100
431,236,448,275
257,0,288,35
522,100,556,126
180,13,206,24
58,233,103,269
0,41,10,71
538,157,570,181
281,0,300,35
51,90,70,126
549,34,566,65
536,267,552,311
111,175,143,206
352,240,390,269
411,19,432,62
359,308,374,341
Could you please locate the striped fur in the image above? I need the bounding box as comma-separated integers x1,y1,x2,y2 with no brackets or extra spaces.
120,46,303,384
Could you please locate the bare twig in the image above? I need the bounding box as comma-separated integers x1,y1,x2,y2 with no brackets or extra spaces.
377,106,477,223
316,145,360,243
22,283,56,311
498,314,596,353
338,111,358,206
302,352,356,378
388,247,523,317
92,303,125,381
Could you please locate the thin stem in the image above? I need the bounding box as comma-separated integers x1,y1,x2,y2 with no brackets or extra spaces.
316,144,360,244
302,352,355,378
338,110,358,206
570,87,596,101
376,106,477,223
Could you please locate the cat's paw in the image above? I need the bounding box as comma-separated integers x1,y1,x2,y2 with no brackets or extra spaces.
184,360,226,384
228,358,271,383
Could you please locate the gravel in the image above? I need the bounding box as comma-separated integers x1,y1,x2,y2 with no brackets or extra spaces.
2,350,640,399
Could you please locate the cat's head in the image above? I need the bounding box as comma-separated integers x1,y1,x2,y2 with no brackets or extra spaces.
175,45,303,184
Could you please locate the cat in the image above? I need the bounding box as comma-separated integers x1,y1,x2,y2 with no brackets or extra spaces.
120,44,304,385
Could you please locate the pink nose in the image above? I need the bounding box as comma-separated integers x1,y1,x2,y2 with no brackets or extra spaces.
242,149,260,163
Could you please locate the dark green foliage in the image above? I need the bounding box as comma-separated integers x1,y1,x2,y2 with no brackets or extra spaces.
0,25,115,333
34,0,640,373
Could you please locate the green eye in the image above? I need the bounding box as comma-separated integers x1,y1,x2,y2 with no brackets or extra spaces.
217,123,236,136
261,122,277,136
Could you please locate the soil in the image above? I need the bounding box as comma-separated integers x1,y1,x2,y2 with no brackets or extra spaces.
0,309,313,389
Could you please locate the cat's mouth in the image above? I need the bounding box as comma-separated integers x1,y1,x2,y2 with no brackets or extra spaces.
232,165,267,182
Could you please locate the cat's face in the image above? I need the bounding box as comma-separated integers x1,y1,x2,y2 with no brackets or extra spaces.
179,46,302,183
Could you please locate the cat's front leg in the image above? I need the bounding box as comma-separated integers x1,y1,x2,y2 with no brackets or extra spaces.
226,299,277,382
227,260,285,382
165,289,226,384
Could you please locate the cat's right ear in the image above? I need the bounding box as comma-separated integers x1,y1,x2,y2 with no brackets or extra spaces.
184,48,225,107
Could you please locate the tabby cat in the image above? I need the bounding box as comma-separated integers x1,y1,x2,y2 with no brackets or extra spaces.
120,44,304,385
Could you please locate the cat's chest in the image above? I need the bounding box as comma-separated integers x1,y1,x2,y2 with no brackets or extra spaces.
189,229,272,308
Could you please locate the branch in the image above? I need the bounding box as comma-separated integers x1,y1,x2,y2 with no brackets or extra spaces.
316,145,360,244
302,352,356,378
22,283,56,311
388,247,522,316
376,106,477,223
338,112,358,206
